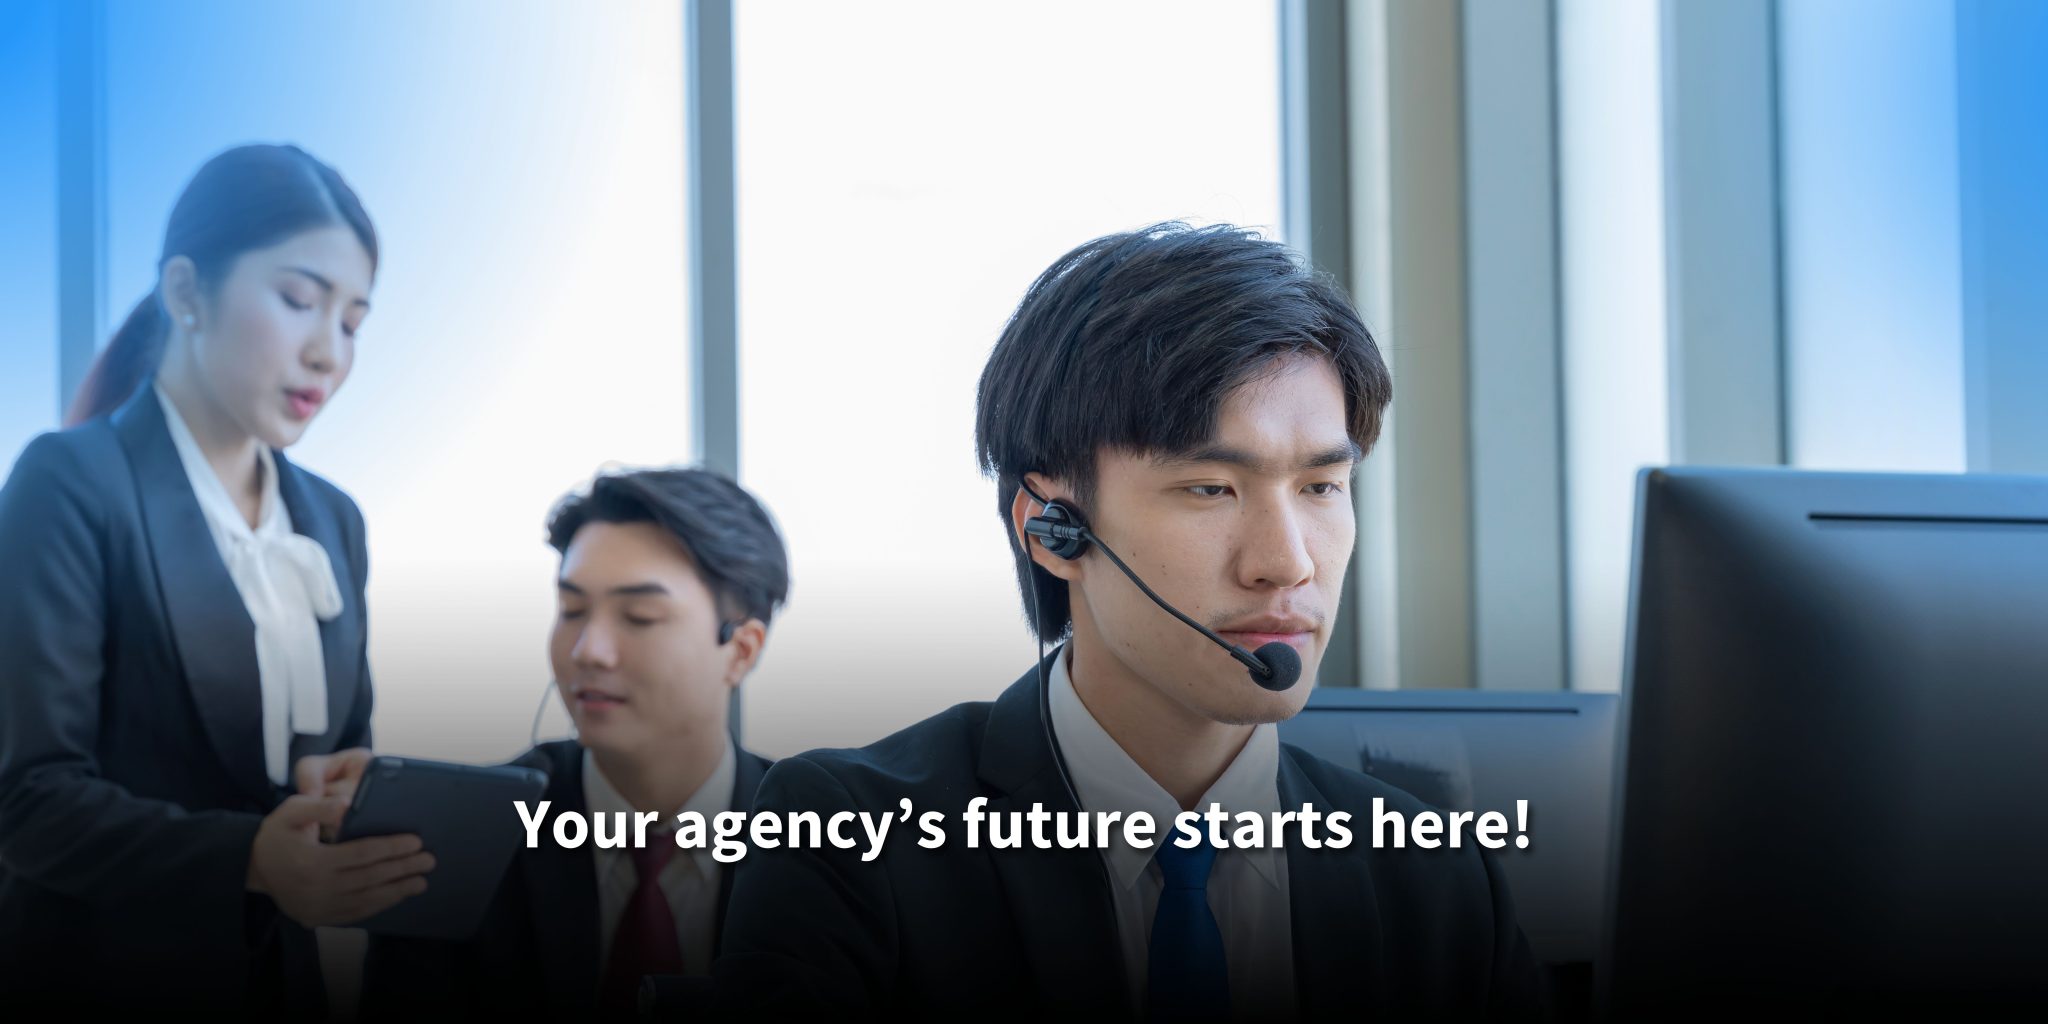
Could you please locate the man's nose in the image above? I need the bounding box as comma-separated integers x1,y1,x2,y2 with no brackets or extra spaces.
1239,502,1315,590
572,620,619,669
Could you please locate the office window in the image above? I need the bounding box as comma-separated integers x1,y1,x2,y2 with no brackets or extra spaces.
1779,0,1966,472
734,0,1284,754
100,0,693,760
0,0,60,470
1556,0,1670,694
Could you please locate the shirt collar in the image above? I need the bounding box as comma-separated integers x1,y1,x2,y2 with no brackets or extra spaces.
154,381,284,539
1046,645,1285,892
582,737,737,876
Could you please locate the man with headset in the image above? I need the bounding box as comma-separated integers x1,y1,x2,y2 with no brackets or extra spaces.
703,223,1548,1021
364,468,786,1021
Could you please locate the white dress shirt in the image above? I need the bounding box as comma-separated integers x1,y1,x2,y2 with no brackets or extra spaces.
1047,648,1297,1018
584,739,736,976
156,384,342,787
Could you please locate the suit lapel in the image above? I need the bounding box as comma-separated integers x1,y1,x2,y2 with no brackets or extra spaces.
713,746,772,954
977,654,1129,1014
1280,747,1388,1017
523,744,602,1015
273,446,359,750
110,387,271,806
531,739,767,1006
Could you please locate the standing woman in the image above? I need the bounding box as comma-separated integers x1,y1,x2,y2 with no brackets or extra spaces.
0,145,431,1016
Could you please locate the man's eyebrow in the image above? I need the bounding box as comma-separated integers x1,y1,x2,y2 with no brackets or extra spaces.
1152,440,1363,472
555,581,672,597
283,266,371,310
1304,440,1365,468
608,583,671,597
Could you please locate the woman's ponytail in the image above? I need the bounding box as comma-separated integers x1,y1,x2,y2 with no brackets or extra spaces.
64,292,169,427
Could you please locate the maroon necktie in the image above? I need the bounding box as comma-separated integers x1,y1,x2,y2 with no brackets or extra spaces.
598,834,686,1019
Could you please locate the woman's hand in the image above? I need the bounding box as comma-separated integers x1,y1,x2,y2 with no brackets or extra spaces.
294,746,373,802
293,747,375,841
246,794,434,928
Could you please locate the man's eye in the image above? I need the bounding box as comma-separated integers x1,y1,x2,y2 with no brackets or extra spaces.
1306,481,1346,497
624,614,663,627
558,609,587,621
1187,484,1231,498
279,291,313,311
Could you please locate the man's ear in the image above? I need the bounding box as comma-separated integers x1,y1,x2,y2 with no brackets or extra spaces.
722,619,769,688
159,256,204,332
1009,472,1083,584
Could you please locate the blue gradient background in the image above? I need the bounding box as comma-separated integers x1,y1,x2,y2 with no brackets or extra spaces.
0,0,1282,763
0,0,59,467
4,0,698,763
1,0,2044,760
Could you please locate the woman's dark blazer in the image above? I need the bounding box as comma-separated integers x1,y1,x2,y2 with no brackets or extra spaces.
0,383,374,1017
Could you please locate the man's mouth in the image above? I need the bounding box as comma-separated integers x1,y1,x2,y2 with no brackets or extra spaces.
1214,614,1318,651
573,687,628,707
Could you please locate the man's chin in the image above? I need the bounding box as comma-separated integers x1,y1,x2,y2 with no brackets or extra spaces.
568,714,635,753
1198,682,1313,727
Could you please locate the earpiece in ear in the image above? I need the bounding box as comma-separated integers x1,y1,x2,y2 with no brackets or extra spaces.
1024,499,1093,561
717,620,739,645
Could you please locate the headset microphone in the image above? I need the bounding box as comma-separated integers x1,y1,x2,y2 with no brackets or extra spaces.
1020,482,1303,693
528,678,565,750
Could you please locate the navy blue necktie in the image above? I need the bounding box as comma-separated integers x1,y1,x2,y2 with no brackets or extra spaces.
1147,834,1230,1021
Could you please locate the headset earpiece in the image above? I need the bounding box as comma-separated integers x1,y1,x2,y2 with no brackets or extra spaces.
1023,499,1093,561
1019,482,1301,691
717,620,740,645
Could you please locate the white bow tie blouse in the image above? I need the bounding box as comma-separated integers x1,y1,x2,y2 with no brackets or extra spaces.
155,384,343,786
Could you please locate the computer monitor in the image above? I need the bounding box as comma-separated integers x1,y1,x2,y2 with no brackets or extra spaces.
1605,467,2048,1015
1278,688,1618,968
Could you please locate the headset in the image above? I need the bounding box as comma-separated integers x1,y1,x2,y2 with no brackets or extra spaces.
1019,478,1303,691
1017,476,1304,808
526,617,744,750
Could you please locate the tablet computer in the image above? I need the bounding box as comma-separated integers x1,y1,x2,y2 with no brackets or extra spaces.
334,755,549,940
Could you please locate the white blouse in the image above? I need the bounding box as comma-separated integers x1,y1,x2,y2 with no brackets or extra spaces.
155,384,343,786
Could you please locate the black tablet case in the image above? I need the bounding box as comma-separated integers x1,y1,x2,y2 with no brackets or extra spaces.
335,756,550,939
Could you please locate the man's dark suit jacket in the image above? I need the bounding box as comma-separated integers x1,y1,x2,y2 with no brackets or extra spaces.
707,655,1551,1021
0,384,375,1017
362,738,772,1021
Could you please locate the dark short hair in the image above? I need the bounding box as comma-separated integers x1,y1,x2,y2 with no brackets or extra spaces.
974,221,1390,643
546,468,791,627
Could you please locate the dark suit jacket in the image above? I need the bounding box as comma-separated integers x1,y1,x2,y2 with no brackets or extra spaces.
0,384,375,1017
706,655,1551,1022
362,738,773,1022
